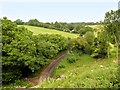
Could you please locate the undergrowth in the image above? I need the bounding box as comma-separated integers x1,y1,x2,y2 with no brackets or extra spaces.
38,52,119,88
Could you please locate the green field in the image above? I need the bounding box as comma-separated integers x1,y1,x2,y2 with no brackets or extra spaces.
38,54,118,88
87,25,103,29
20,25,79,38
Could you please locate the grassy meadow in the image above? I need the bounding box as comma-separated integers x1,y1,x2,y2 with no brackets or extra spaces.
20,25,79,38
87,25,104,31
38,53,118,88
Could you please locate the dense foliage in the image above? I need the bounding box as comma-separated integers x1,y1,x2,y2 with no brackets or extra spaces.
14,19,24,25
68,30,108,58
104,9,120,60
2,18,68,84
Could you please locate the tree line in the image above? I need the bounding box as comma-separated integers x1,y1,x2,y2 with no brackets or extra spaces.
14,18,100,35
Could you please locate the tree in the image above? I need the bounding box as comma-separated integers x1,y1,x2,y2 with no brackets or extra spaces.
84,31,95,54
67,23,74,31
68,36,87,53
91,31,108,58
54,21,62,30
27,19,40,26
37,41,59,59
79,26,93,36
3,16,7,20
2,18,68,84
14,19,24,25
84,31,95,45
104,9,120,60
2,18,40,84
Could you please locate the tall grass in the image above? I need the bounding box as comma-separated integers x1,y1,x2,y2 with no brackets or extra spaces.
37,53,119,88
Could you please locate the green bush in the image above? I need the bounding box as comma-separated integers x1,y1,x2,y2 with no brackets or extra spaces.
67,54,77,63
13,80,33,87
2,80,33,88
2,69,22,84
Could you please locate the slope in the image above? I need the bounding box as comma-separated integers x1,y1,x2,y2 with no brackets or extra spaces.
20,25,79,38
37,54,119,88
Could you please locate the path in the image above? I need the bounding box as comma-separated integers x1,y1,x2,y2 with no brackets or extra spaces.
27,51,69,86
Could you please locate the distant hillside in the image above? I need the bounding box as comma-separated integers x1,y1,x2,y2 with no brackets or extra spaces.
20,25,79,38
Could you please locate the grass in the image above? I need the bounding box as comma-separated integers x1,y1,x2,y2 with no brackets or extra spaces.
52,54,95,79
19,25,79,38
2,80,33,88
87,25,104,37
37,52,119,88
87,25,104,30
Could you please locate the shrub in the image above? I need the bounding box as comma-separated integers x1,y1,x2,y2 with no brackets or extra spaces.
2,69,22,84
2,80,33,88
67,54,77,63
13,80,33,87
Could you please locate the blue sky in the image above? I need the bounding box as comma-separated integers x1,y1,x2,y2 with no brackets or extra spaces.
0,0,119,22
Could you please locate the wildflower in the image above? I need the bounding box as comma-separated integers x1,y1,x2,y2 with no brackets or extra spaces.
91,70,93,72
60,74,66,78
113,60,117,63
56,78,61,81
100,65,103,68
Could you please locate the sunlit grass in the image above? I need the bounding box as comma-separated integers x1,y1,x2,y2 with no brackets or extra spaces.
37,53,118,88
87,25,104,30
19,25,79,38
87,25,104,37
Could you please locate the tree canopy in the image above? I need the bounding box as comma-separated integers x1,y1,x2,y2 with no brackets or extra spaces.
104,9,120,60
1,18,68,84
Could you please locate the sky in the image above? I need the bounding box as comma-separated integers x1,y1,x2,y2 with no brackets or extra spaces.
0,0,119,23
